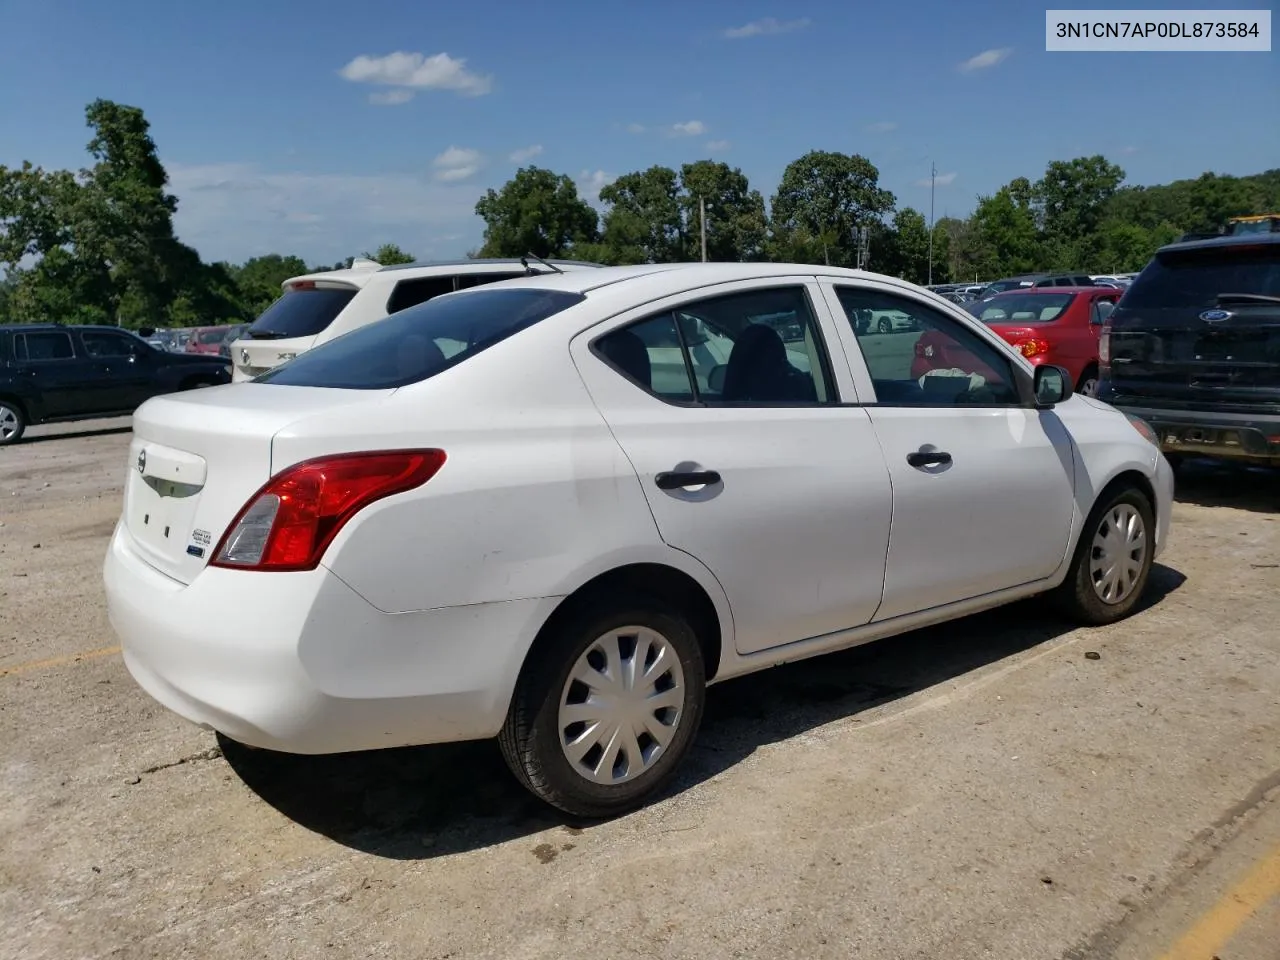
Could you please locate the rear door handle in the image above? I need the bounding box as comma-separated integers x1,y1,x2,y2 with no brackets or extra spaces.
655,470,721,490
906,451,952,467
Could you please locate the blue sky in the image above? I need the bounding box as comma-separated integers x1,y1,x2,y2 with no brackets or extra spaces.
1,0,1276,267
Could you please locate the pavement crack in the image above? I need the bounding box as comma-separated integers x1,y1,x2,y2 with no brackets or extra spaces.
139,746,223,776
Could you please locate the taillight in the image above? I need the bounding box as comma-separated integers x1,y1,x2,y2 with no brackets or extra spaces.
1011,338,1050,358
210,450,446,572
1099,321,1112,365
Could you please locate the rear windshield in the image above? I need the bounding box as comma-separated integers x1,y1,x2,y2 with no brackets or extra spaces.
247,287,357,339
1122,245,1280,309
257,287,587,390
967,293,1075,323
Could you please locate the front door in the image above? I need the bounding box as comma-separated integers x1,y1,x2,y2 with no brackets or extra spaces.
572,278,893,656
820,280,1077,622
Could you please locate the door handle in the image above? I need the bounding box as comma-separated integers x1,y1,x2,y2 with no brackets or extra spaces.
655,470,721,490
906,450,952,468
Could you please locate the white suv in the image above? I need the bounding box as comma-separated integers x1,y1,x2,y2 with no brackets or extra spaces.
229,257,602,381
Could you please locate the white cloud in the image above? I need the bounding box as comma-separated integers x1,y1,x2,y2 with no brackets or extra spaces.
368,89,414,106
576,169,616,205
914,171,957,187
705,139,731,151
866,121,897,133
1119,145,1139,155
338,51,493,97
723,17,811,39
166,161,484,266
669,120,706,137
958,48,1012,72
508,144,544,163
431,146,484,182
625,122,647,134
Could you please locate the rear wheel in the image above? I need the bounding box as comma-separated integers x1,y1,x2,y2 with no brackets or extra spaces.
1076,365,1100,397
877,317,892,334
499,593,706,818
1052,485,1155,625
0,400,26,446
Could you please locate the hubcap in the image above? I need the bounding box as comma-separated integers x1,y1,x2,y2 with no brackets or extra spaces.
1089,503,1147,604
1079,377,1099,397
558,626,685,786
0,405,18,440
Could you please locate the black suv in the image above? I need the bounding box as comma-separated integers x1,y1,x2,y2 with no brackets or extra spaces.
0,324,231,445
977,273,1096,300
1098,233,1280,467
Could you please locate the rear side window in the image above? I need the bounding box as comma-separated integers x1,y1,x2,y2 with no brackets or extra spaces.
16,332,74,361
247,287,357,339
1122,245,1280,309
258,288,586,390
386,276,455,314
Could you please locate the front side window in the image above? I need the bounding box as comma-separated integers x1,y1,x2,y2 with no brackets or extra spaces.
834,286,1021,406
16,332,74,361
258,287,586,390
82,331,143,357
595,286,835,405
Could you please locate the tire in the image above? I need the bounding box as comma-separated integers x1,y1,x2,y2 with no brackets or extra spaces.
498,592,707,818
1076,366,1100,397
877,317,892,335
1051,484,1155,626
0,400,27,446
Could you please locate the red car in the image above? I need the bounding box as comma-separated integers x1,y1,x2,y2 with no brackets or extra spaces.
185,325,236,356
911,287,1121,397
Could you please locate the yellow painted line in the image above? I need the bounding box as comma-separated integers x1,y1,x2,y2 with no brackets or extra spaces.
0,645,121,678
1157,842,1280,960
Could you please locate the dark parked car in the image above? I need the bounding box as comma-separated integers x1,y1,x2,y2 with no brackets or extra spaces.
0,324,231,445
1098,233,1280,468
976,273,1097,301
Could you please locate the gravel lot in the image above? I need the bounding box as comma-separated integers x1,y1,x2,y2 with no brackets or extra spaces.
2,417,1279,960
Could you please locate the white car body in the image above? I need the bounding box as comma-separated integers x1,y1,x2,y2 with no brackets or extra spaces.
104,262,1173,811
228,257,602,382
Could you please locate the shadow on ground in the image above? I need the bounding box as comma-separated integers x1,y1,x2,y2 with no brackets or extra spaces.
19,424,132,444
222,562,1186,860
1173,459,1280,514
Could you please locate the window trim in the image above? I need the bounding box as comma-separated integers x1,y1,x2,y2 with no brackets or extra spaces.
15,330,76,363
820,279,1040,410
587,281,843,409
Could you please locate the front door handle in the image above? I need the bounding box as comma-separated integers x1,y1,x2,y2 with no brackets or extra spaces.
906,450,952,468
655,470,721,490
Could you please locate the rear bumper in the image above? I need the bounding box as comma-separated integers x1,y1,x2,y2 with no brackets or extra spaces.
103,522,558,754
1104,398,1280,464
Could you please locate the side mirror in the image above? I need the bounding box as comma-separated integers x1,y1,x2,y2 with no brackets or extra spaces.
1034,364,1073,407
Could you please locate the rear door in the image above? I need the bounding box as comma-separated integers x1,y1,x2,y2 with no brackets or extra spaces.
12,330,95,418
1104,242,1280,407
571,277,894,656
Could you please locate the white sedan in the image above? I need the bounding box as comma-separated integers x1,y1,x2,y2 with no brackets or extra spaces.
103,263,1174,817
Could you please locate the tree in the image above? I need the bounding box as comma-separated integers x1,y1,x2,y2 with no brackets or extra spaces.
969,187,1042,277
1033,156,1125,267
599,166,683,264
876,207,931,283
678,161,769,262
229,254,310,316
474,166,599,258
770,151,895,267
363,243,415,265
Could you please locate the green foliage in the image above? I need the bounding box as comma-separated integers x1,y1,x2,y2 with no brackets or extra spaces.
363,243,415,265
769,151,895,268
474,166,599,258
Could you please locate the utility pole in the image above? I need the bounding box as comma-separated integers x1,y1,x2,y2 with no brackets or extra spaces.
700,196,708,262
927,161,936,286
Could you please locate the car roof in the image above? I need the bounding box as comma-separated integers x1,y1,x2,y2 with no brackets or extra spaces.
1157,232,1280,255
284,257,604,289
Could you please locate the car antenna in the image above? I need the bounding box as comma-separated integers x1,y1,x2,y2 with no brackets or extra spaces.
521,253,564,274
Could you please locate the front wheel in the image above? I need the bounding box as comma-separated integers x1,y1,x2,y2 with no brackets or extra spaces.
1051,485,1155,625
877,317,893,335
0,401,27,446
499,594,706,818
1076,366,1100,397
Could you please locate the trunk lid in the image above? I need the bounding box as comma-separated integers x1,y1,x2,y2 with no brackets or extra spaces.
1105,241,1280,409
123,384,394,583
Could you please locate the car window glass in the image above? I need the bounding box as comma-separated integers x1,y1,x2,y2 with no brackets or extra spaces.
455,272,527,290
248,287,357,339
968,293,1073,323
386,276,457,314
259,288,586,390
1122,246,1280,308
16,332,74,361
82,331,143,357
833,286,1020,406
596,286,834,405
